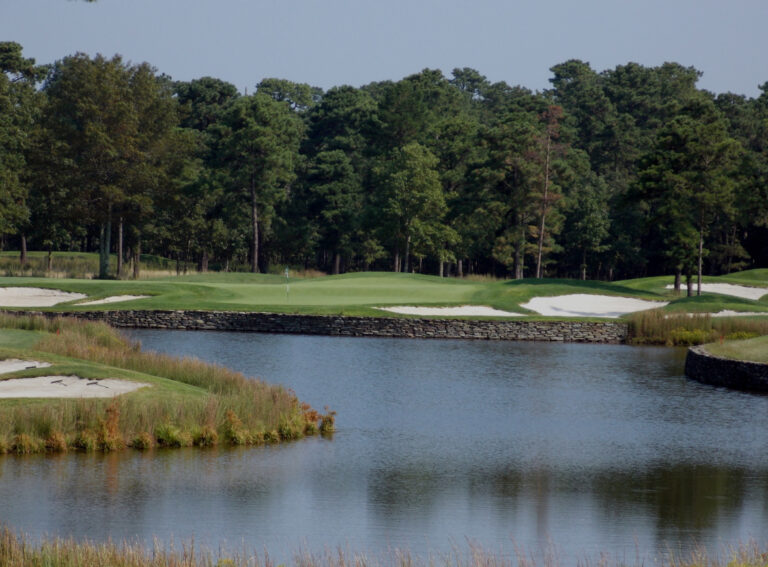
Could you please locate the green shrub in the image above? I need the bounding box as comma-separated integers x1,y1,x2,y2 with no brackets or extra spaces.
130,432,154,450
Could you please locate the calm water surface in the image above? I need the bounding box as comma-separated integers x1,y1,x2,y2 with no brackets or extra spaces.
2,331,768,563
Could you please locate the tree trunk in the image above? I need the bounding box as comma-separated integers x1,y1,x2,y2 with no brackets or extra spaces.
393,250,400,272
133,239,141,279
199,250,209,273
580,249,587,281
535,133,552,279
47,246,53,273
697,226,704,297
726,225,736,274
333,251,341,275
250,177,260,273
439,261,444,278
98,217,112,279
674,268,681,294
686,271,693,297
117,218,123,278
20,235,27,267
404,233,411,273
457,259,463,277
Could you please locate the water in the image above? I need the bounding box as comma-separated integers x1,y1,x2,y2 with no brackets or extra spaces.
2,330,768,563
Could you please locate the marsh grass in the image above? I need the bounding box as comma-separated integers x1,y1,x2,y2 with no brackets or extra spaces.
0,528,767,567
627,310,768,345
0,314,333,454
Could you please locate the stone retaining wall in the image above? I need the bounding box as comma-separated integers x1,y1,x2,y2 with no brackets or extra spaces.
685,345,768,392
16,310,628,343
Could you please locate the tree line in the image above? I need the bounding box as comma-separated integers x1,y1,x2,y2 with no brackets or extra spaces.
1,42,767,289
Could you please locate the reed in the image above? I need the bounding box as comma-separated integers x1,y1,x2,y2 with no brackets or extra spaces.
0,527,767,567
626,310,768,345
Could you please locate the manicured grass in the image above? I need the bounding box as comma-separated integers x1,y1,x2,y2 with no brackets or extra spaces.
0,315,332,454
704,335,768,363
0,269,766,320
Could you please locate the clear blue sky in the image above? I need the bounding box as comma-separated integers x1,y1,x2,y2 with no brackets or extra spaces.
2,0,766,97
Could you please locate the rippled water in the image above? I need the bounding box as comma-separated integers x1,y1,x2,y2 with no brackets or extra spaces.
2,331,768,563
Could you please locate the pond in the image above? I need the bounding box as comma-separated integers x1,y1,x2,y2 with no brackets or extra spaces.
2,330,768,564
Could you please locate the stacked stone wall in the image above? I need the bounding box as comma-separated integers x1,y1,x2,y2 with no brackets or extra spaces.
685,345,768,392
13,310,628,344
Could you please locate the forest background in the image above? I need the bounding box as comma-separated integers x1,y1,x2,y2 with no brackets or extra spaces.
1,42,767,286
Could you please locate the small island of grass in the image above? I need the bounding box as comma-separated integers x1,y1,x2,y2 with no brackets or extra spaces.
0,314,334,455
702,335,768,364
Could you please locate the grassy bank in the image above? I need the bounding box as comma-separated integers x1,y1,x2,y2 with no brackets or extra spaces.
0,527,767,567
702,335,768,363
0,315,333,454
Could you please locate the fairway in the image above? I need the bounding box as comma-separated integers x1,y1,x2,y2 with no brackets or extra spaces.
0,269,766,318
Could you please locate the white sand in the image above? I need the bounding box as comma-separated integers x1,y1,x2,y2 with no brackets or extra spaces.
0,287,86,307
0,359,51,373
78,295,150,306
0,358,148,398
0,376,148,398
664,283,768,300
376,305,524,317
520,294,669,318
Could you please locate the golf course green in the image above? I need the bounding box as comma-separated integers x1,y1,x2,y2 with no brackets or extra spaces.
1,269,767,317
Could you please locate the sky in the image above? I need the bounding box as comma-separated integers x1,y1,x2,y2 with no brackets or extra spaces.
1,0,767,97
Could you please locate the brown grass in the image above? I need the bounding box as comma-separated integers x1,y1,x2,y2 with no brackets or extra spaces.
0,527,767,567
626,310,768,346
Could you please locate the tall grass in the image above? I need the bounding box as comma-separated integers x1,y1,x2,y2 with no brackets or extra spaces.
0,252,175,279
0,527,767,567
0,314,333,453
627,310,768,345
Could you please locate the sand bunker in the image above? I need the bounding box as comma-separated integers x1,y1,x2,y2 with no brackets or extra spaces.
0,359,52,373
0,376,148,398
664,283,767,300
78,295,150,306
0,287,86,307
0,358,148,398
376,305,524,317
520,294,669,318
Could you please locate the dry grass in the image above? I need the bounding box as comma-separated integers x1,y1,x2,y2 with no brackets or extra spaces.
626,310,768,346
0,528,767,567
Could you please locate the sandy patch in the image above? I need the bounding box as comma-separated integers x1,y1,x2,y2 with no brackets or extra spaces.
78,295,150,306
0,358,148,398
520,294,669,318
665,283,767,300
0,359,52,373
0,287,86,307
0,376,148,398
376,305,524,317
681,310,768,318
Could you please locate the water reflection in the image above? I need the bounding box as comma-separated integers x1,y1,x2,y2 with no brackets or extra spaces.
1,331,767,562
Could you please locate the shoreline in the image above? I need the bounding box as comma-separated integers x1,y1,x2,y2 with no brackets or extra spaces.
685,345,768,391
5,309,630,344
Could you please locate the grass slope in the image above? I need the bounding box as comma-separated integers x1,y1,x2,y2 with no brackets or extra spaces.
704,335,768,363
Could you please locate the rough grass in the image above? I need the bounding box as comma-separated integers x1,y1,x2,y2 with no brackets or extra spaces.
703,335,768,363
0,527,767,567
0,251,175,279
626,309,768,346
0,315,333,454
